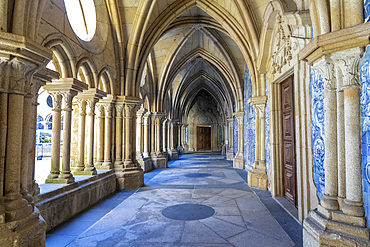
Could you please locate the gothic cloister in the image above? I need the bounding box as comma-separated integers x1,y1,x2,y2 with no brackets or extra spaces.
1,0,370,246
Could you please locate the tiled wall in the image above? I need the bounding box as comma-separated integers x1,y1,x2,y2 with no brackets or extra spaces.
310,68,325,200
185,126,189,145
244,65,255,172
234,116,238,156
265,77,271,172
219,125,223,147
360,45,370,226
365,0,370,22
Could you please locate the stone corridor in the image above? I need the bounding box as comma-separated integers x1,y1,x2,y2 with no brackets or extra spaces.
46,154,302,247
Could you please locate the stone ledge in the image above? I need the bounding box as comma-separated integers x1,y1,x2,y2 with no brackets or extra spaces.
35,170,116,231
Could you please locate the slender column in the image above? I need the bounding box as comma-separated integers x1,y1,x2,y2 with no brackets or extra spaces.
114,104,123,170
143,112,150,157
252,103,267,169
182,124,187,148
136,108,145,158
102,104,113,169
46,92,63,182
336,48,365,216
313,58,339,210
85,100,97,175
20,93,33,202
177,122,183,152
59,92,76,183
74,100,86,172
95,104,105,168
150,114,157,157
0,90,6,221
123,102,138,168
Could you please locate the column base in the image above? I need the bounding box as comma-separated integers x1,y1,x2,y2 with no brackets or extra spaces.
226,150,234,160
248,168,268,190
152,155,168,169
72,169,97,175
233,155,244,169
0,208,46,247
137,157,153,173
303,206,370,246
321,194,339,211
342,199,365,217
96,161,112,170
45,175,75,184
168,149,179,160
115,168,144,190
177,146,184,155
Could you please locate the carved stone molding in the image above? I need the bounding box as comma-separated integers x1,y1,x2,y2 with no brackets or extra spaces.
333,47,364,89
49,92,63,112
312,57,336,90
115,104,123,118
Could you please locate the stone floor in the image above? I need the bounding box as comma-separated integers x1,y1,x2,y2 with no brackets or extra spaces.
46,154,303,247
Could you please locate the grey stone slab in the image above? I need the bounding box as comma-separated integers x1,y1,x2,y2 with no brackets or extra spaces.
46,235,75,247
214,215,246,227
213,206,241,216
181,221,228,244
200,217,247,239
228,230,294,247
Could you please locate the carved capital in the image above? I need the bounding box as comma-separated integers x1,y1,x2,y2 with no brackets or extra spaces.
76,99,87,116
49,92,63,111
115,104,123,118
0,59,35,94
253,104,266,119
333,47,364,89
95,104,105,117
123,103,137,118
312,56,336,90
86,100,96,116
143,112,151,125
233,112,244,122
62,92,77,111
103,104,112,118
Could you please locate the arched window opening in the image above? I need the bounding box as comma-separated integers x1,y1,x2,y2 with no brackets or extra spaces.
64,0,96,41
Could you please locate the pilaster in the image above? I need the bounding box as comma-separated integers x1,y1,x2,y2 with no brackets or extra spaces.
247,96,268,190
150,113,168,169
168,119,179,160
226,118,234,160
233,112,244,169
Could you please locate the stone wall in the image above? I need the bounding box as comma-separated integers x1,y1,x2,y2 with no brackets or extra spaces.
35,171,116,231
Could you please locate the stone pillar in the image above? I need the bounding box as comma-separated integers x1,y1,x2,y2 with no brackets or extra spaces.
94,104,105,168
143,112,151,157
233,112,244,169
336,48,365,217
226,118,234,160
163,119,168,154
182,124,188,151
74,100,87,173
0,54,50,245
151,113,167,168
168,119,179,160
59,92,77,183
102,101,113,169
114,103,123,169
177,122,183,154
73,88,106,175
247,97,268,190
150,113,156,157
313,58,339,210
45,92,62,183
115,97,144,190
136,107,152,172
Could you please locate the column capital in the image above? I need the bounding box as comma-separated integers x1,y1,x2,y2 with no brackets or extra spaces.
115,103,123,118
252,104,266,119
95,103,105,117
233,111,244,121
312,56,336,90
332,47,364,89
48,92,63,112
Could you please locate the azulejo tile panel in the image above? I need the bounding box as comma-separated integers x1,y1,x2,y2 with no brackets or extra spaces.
244,65,255,172
265,77,271,172
360,45,370,226
310,68,325,200
185,126,189,145
234,116,238,156
365,0,370,22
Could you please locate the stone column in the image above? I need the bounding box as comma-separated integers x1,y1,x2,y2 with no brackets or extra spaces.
0,36,53,246
163,119,168,154
20,93,34,203
115,98,144,190
233,112,244,169
45,92,62,183
94,104,105,168
102,102,113,169
151,113,167,168
226,118,234,160
150,113,156,157
177,122,183,154
74,88,106,175
313,57,339,210
136,108,152,172
136,108,145,159
168,119,179,160
336,48,365,217
248,97,268,190
114,103,123,170
74,100,87,173
143,112,151,157
59,92,77,183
